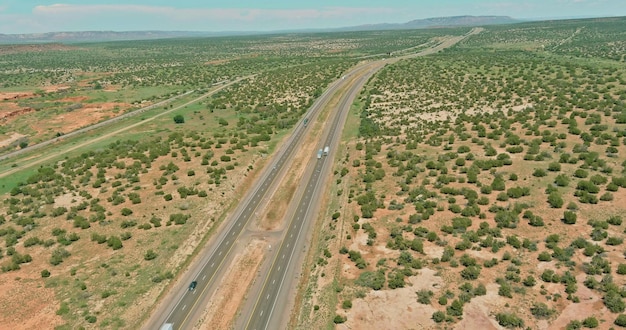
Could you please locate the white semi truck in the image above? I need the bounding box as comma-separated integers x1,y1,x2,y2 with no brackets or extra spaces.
323,146,329,156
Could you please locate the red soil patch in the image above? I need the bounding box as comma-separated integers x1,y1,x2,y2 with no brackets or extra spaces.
0,264,64,329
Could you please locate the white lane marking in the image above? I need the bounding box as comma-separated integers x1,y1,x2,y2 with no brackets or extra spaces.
282,254,285,259
231,232,235,236
260,310,264,316
278,266,281,271
266,294,270,300
182,305,187,311
219,251,222,256
272,279,275,284
202,275,206,280
211,262,215,267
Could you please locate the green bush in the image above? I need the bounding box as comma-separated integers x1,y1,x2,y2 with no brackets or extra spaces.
547,192,564,208
496,312,524,328
355,271,385,290
530,302,554,319
107,236,123,250
416,289,434,304
615,314,626,327
563,211,577,224
432,311,446,323
333,315,346,324
173,114,184,124
582,317,599,328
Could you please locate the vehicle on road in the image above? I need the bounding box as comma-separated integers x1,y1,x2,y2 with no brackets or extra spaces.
188,281,197,291
323,146,329,156
160,323,174,330
317,149,323,159
303,118,309,127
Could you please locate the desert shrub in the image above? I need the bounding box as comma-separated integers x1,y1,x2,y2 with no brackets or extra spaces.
582,317,599,328
170,213,190,225
615,314,626,327
548,162,561,172
496,312,524,328
604,290,626,313
563,211,577,224
547,192,564,208
173,114,184,123
530,302,555,319
432,311,446,323
107,236,123,250
143,249,159,260
554,174,570,187
356,271,385,290
417,289,434,304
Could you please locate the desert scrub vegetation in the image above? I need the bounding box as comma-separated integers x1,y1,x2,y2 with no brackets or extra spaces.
321,17,626,329
0,56,340,326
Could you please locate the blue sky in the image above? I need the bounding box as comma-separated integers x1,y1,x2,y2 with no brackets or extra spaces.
0,0,623,34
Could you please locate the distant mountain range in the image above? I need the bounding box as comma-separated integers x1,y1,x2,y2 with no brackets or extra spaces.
337,15,518,31
0,15,519,44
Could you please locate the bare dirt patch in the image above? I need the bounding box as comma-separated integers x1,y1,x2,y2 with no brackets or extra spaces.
46,102,129,133
0,132,27,149
339,268,442,330
195,238,267,330
0,265,64,330
257,129,319,231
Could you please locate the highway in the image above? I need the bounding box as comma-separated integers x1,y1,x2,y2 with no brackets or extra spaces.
158,65,362,330
243,63,382,330
155,29,481,330
241,28,482,330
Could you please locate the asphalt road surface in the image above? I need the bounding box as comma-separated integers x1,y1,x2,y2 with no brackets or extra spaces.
242,29,482,330
243,64,382,330
159,67,360,330
156,29,480,330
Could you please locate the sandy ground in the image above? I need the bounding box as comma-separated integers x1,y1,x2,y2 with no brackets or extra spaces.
0,132,27,148
339,268,442,330
194,239,267,330
0,263,64,329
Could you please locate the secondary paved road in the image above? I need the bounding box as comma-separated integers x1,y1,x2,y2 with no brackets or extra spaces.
0,79,242,178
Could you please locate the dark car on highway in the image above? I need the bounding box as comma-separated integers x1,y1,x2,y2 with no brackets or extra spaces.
189,281,197,291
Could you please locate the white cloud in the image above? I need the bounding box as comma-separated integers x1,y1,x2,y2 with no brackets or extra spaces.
32,4,392,24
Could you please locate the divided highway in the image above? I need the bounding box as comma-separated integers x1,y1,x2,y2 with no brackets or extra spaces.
155,29,480,330
242,29,482,330
244,64,382,330
159,67,362,330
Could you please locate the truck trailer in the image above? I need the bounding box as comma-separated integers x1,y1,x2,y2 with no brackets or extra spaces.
323,146,330,156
